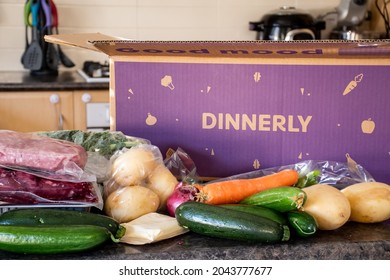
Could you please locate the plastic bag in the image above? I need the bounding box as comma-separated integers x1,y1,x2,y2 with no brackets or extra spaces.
35,130,150,185
103,144,165,198
0,130,88,180
119,212,189,245
36,130,150,159
164,147,200,184
0,166,103,209
211,154,375,189
0,130,103,209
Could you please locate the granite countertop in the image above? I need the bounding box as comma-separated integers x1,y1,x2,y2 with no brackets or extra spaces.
0,220,388,260
0,70,109,91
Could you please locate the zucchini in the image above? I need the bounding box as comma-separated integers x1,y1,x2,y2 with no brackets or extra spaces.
176,201,290,243
219,204,287,225
0,208,126,239
0,225,116,254
287,211,317,238
240,186,307,212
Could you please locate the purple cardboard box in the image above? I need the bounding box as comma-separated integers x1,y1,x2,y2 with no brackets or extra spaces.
45,35,390,183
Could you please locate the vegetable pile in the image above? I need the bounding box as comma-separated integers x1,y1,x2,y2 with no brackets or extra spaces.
167,168,390,243
0,130,389,253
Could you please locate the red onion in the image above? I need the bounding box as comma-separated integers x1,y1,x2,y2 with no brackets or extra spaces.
166,182,199,217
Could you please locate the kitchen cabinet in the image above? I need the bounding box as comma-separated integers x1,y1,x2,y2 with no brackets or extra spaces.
0,91,74,132
0,89,109,132
73,90,110,130
0,70,110,132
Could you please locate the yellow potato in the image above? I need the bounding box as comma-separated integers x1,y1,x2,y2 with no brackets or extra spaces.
104,185,160,223
341,182,390,223
111,146,160,187
302,184,351,230
147,164,178,211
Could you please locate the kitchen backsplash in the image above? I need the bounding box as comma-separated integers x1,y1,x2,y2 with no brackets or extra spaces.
0,0,385,71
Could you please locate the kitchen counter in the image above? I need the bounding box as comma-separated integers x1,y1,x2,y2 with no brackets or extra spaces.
0,219,388,260
0,70,109,91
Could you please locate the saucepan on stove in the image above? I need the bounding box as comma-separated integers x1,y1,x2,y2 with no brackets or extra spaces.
249,6,326,40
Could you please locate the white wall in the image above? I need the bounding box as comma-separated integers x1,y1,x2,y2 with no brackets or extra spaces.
0,0,384,71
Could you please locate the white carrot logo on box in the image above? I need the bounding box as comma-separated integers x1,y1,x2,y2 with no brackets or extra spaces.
343,73,363,95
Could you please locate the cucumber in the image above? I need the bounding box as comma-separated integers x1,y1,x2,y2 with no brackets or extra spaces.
287,211,317,238
240,186,307,212
176,201,290,243
0,225,116,254
0,208,126,239
219,204,288,225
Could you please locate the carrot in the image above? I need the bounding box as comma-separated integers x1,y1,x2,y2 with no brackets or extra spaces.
195,169,299,205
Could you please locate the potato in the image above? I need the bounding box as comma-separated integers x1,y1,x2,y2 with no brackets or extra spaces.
104,185,160,223
302,184,351,230
111,146,160,187
341,182,390,223
147,164,178,211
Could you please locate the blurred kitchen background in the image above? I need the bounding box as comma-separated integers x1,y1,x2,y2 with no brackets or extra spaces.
0,0,389,71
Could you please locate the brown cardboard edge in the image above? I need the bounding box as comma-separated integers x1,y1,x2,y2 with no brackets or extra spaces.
108,53,390,66
109,59,117,131
44,33,126,52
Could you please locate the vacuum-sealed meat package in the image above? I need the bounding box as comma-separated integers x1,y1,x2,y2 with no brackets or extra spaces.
0,167,103,208
0,130,87,174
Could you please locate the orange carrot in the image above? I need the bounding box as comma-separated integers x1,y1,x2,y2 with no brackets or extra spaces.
195,169,299,205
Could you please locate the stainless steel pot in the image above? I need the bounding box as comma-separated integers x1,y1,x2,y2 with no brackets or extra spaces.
249,6,326,40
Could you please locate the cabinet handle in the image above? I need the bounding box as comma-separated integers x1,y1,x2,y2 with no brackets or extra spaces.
49,94,63,130
49,94,60,104
82,93,92,103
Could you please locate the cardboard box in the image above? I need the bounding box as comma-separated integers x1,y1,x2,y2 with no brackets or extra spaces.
46,34,390,183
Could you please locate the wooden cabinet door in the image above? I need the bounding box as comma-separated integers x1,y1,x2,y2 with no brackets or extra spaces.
0,91,74,132
73,90,109,130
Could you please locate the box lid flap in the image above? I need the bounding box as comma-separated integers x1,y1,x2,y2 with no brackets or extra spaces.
45,33,390,59
89,40,390,59
44,33,126,52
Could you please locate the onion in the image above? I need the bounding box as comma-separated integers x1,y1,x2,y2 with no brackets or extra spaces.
166,182,198,217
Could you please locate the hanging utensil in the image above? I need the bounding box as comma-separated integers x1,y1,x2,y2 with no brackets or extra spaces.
22,0,43,70
41,0,58,71
50,0,75,68
20,0,33,64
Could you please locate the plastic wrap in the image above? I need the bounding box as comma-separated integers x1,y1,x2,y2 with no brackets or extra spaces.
103,144,179,223
36,130,150,184
0,130,103,210
36,130,150,159
103,144,165,198
119,212,189,245
164,147,200,184
0,130,88,178
0,166,103,209
210,154,375,189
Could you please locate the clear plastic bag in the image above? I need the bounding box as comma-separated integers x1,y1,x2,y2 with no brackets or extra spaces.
103,144,165,198
0,166,103,209
0,130,88,180
210,154,375,189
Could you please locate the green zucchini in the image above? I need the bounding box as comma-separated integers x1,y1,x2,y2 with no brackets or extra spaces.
219,204,288,225
0,225,116,254
240,186,307,212
0,208,126,239
287,211,317,238
176,201,290,243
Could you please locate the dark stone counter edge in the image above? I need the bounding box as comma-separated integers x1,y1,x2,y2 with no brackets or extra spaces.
0,71,109,91
0,83,109,91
